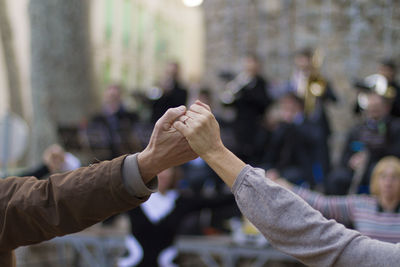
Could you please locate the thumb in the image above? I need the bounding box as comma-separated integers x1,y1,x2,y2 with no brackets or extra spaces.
173,121,190,137
157,106,186,130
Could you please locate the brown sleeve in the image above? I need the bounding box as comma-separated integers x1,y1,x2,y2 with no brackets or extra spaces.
0,155,148,252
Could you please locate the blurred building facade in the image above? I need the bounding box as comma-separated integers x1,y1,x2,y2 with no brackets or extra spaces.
90,0,204,94
0,0,204,166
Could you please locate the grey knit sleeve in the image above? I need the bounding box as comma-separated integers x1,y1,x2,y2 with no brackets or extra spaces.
231,165,400,267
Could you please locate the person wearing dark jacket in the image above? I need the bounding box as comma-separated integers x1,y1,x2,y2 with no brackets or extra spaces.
151,62,188,123
262,93,323,187
86,84,141,160
283,48,337,176
327,92,400,195
223,54,271,163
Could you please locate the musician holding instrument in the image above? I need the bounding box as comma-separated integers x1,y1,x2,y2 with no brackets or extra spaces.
354,59,400,118
220,53,272,163
284,48,338,180
326,92,400,195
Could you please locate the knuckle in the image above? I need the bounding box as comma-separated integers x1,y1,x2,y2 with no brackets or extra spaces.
165,108,174,115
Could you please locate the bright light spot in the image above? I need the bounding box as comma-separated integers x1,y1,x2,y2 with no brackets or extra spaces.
183,0,203,7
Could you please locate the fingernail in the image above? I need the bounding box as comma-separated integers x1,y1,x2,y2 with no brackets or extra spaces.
178,106,186,111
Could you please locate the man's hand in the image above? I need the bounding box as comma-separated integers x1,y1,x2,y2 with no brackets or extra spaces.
137,106,197,183
173,101,224,161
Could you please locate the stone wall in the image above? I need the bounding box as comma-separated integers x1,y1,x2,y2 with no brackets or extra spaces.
203,0,400,161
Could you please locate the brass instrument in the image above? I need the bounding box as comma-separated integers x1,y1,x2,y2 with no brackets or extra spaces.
303,49,328,115
357,74,397,110
220,72,252,105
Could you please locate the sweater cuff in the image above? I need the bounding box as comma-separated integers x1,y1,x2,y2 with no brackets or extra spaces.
231,165,252,195
122,153,158,198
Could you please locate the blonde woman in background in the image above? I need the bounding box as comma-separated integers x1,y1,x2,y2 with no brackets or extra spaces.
270,156,400,243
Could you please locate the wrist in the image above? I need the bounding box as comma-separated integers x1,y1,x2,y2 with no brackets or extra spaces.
201,142,227,163
200,144,246,188
137,148,159,183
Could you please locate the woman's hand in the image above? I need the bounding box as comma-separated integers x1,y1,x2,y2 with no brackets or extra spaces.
174,100,245,188
173,100,225,161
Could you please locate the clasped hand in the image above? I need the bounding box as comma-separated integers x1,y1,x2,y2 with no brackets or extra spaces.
137,100,225,182
173,100,224,160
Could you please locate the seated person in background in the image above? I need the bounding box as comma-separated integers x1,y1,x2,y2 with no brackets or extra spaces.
261,92,323,187
173,100,400,266
0,106,197,267
123,166,235,267
327,92,400,195
271,156,400,243
86,84,141,160
20,144,81,179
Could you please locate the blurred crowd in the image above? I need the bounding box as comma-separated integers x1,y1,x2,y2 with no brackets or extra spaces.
17,48,400,266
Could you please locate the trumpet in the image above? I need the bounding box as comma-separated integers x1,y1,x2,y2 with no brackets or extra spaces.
220,72,252,105
303,49,328,115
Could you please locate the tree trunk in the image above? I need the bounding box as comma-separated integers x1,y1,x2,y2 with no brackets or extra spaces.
0,0,24,117
29,0,95,161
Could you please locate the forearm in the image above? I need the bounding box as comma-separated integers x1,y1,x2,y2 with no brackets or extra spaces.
232,166,400,266
0,155,154,251
201,146,246,188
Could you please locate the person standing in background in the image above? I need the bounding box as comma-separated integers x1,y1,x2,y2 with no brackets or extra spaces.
151,62,188,123
86,84,141,160
284,48,337,179
222,54,272,163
